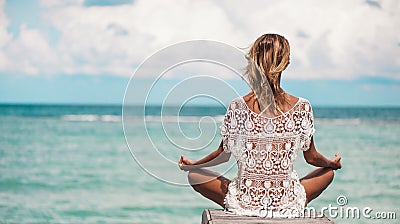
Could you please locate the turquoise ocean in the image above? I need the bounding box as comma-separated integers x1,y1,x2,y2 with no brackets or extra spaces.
1,104,399,223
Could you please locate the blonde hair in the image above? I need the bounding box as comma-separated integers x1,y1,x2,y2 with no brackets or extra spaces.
245,34,290,110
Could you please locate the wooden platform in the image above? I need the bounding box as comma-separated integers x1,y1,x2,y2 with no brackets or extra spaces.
201,209,335,224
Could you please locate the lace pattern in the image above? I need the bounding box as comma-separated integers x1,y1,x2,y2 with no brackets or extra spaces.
220,97,315,218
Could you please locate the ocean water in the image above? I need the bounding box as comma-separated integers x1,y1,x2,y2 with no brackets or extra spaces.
0,104,399,223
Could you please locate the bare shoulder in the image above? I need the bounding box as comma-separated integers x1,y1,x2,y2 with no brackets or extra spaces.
285,93,312,106
276,93,299,111
241,92,261,113
285,93,300,104
287,94,313,112
242,92,254,102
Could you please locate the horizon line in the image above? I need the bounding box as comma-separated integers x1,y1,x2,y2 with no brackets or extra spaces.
1,102,400,108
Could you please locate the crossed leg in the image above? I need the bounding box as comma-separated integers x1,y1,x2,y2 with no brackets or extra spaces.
300,167,335,206
187,167,334,208
187,168,231,208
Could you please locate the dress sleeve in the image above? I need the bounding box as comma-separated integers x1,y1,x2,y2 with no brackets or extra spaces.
220,100,233,153
302,100,316,151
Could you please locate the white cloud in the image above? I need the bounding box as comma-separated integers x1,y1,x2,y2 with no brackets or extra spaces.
0,0,12,69
217,0,400,79
0,0,11,44
5,24,60,75
1,0,399,79
36,0,243,76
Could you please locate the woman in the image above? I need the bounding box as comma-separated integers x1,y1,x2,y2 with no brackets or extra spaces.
178,34,342,218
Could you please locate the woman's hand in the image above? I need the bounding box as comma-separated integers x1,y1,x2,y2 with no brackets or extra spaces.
330,153,342,170
178,142,230,171
178,155,196,171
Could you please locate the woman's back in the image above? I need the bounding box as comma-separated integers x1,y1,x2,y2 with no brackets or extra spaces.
221,95,315,217
180,34,340,219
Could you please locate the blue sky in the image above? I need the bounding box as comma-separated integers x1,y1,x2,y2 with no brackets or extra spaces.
0,0,399,106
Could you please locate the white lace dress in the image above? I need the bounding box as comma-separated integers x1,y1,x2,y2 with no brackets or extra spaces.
220,97,315,218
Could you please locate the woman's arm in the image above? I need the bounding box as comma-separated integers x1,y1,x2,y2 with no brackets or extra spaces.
303,137,342,170
179,141,231,171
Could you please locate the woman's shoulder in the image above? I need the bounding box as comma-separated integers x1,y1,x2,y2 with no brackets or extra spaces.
297,97,311,105
286,94,312,105
282,94,314,114
295,96,313,113
228,94,258,112
225,97,245,110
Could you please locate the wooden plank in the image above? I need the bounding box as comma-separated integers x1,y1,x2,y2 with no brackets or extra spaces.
201,209,335,224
